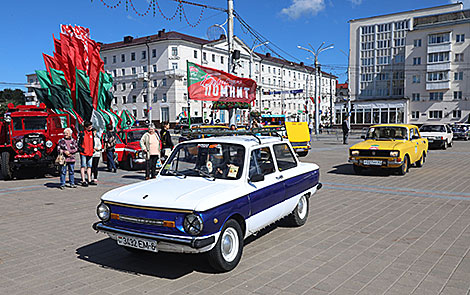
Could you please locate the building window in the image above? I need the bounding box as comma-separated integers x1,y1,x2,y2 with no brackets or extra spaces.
152,49,157,58
221,56,224,64
153,80,157,87
456,34,465,43
212,54,215,62
428,33,450,44
413,57,421,65
454,91,463,100
453,110,462,118
131,52,135,61
122,96,127,104
132,67,136,74
162,93,167,103
455,53,464,62
114,96,117,104
203,52,207,61
428,52,449,63
412,75,420,83
429,92,444,101
413,39,422,47
143,94,147,103
262,65,264,72
112,55,116,63
411,111,420,119
153,93,158,103
161,107,169,122
171,47,178,56
193,50,197,58
143,81,148,88
429,110,443,119
121,54,125,62
143,65,147,72
132,95,137,103
153,65,157,72
121,69,125,76
121,83,126,91
132,109,137,118
454,72,463,80
131,81,136,89
103,57,107,65
162,78,167,86
412,93,420,101
427,71,448,81
113,69,117,77
141,50,146,60
172,63,178,70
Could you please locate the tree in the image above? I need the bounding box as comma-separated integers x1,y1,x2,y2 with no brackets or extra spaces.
0,88,25,114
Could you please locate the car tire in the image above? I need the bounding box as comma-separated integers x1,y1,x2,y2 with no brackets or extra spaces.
443,141,448,150
128,156,134,170
449,140,453,147
415,153,425,168
207,219,243,272
297,151,308,157
353,164,363,175
1,151,13,180
286,193,309,226
398,155,409,175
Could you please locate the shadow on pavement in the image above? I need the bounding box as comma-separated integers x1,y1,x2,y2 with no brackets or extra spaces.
121,174,146,180
327,164,392,177
76,238,217,279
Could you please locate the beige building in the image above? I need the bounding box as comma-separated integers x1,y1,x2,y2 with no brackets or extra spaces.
343,3,463,126
406,10,470,124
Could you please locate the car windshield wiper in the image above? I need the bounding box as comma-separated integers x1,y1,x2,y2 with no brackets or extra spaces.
190,168,215,181
164,169,187,178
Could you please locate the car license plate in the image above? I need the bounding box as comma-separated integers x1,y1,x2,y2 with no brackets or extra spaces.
116,235,158,252
363,160,383,166
296,149,305,152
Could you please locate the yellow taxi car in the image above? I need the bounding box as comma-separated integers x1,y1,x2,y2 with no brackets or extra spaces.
349,124,428,175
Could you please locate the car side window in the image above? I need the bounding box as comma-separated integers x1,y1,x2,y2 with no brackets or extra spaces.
273,143,297,171
413,128,420,138
249,147,275,178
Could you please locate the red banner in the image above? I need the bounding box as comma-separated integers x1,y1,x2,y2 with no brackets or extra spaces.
187,61,256,103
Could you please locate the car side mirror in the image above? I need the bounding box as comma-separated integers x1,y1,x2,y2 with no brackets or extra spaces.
249,173,264,183
361,135,365,139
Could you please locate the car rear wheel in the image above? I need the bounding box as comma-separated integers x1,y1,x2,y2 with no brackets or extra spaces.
353,164,363,175
398,155,409,175
1,151,13,180
207,219,243,272
287,194,309,226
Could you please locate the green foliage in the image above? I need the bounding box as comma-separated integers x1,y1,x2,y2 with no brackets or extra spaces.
0,88,25,114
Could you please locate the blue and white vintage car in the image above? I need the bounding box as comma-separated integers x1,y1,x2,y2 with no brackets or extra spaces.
93,135,321,271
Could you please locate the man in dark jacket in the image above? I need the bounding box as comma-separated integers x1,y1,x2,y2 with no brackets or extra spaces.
160,121,173,161
103,124,117,172
342,115,350,145
78,121,94,186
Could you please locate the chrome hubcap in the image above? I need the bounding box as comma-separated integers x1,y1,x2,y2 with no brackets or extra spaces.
297,195,307,219
221,227,238,262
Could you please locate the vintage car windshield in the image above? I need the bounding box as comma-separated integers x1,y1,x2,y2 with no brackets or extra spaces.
13,117,47,130
161,142,245,180
366,126,408,140
126,130,147,142
420,125,446,133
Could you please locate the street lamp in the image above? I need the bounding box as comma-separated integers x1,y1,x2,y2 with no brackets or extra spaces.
249,41,269,79
298,42,334,135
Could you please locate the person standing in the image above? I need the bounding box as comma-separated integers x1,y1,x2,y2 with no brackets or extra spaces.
342,115,350,145
57,128,78,189
90,128,102,185
78,121,94,186
103,124,117,173
160,121,173,162
140,124,161,180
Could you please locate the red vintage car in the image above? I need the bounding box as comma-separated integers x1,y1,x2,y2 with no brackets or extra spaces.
103,127,148,170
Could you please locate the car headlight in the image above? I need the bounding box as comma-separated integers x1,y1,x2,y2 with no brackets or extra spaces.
45,140,53,148
390,151,399,157
183,214,203,235
15,141,23,149
137,151,144,158
97,203,111,221
351,150,359,156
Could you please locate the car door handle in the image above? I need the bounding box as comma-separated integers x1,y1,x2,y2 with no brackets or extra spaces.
276,175,284,180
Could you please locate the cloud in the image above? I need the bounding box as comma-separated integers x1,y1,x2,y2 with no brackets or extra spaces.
450,0,470,8
281,0,325,19
349,0,363,5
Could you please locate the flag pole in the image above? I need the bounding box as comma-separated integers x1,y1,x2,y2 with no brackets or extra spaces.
186,60,191,128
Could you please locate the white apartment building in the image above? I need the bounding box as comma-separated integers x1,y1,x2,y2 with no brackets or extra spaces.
406,10,470,124
25,73,40,105
100,30,336,125
344,3,463,126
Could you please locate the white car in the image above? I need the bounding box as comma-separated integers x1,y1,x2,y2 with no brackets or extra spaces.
93,135,321,271
419,124,453,149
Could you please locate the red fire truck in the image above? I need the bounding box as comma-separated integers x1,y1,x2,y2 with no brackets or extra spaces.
0,103,70,180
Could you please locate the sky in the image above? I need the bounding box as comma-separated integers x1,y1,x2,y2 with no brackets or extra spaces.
0,0,466,90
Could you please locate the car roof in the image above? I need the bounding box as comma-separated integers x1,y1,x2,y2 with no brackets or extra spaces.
370,124,418,129
182,135,284,148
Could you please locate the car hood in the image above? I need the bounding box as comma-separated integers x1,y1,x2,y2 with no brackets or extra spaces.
101,176,241,212
350,139,406,150
126,142,141,151
420,132,447,138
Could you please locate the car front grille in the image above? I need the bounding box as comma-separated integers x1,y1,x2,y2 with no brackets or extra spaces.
357,150,391,157
23,133,45,153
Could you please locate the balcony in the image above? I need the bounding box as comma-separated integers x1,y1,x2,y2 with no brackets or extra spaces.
426,81,450,90
137,73,149,80
427,62,450,72
164,69,186,79
427,43,451,54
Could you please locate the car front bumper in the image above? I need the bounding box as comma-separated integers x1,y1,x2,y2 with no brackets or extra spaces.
92,222,215,250
349,157,403,168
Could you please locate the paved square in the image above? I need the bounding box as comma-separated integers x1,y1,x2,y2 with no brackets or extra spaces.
0,136,469,295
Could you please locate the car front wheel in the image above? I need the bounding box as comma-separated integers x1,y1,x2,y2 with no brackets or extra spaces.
207,219,243,272
398,155,409,175
415,153,425,168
